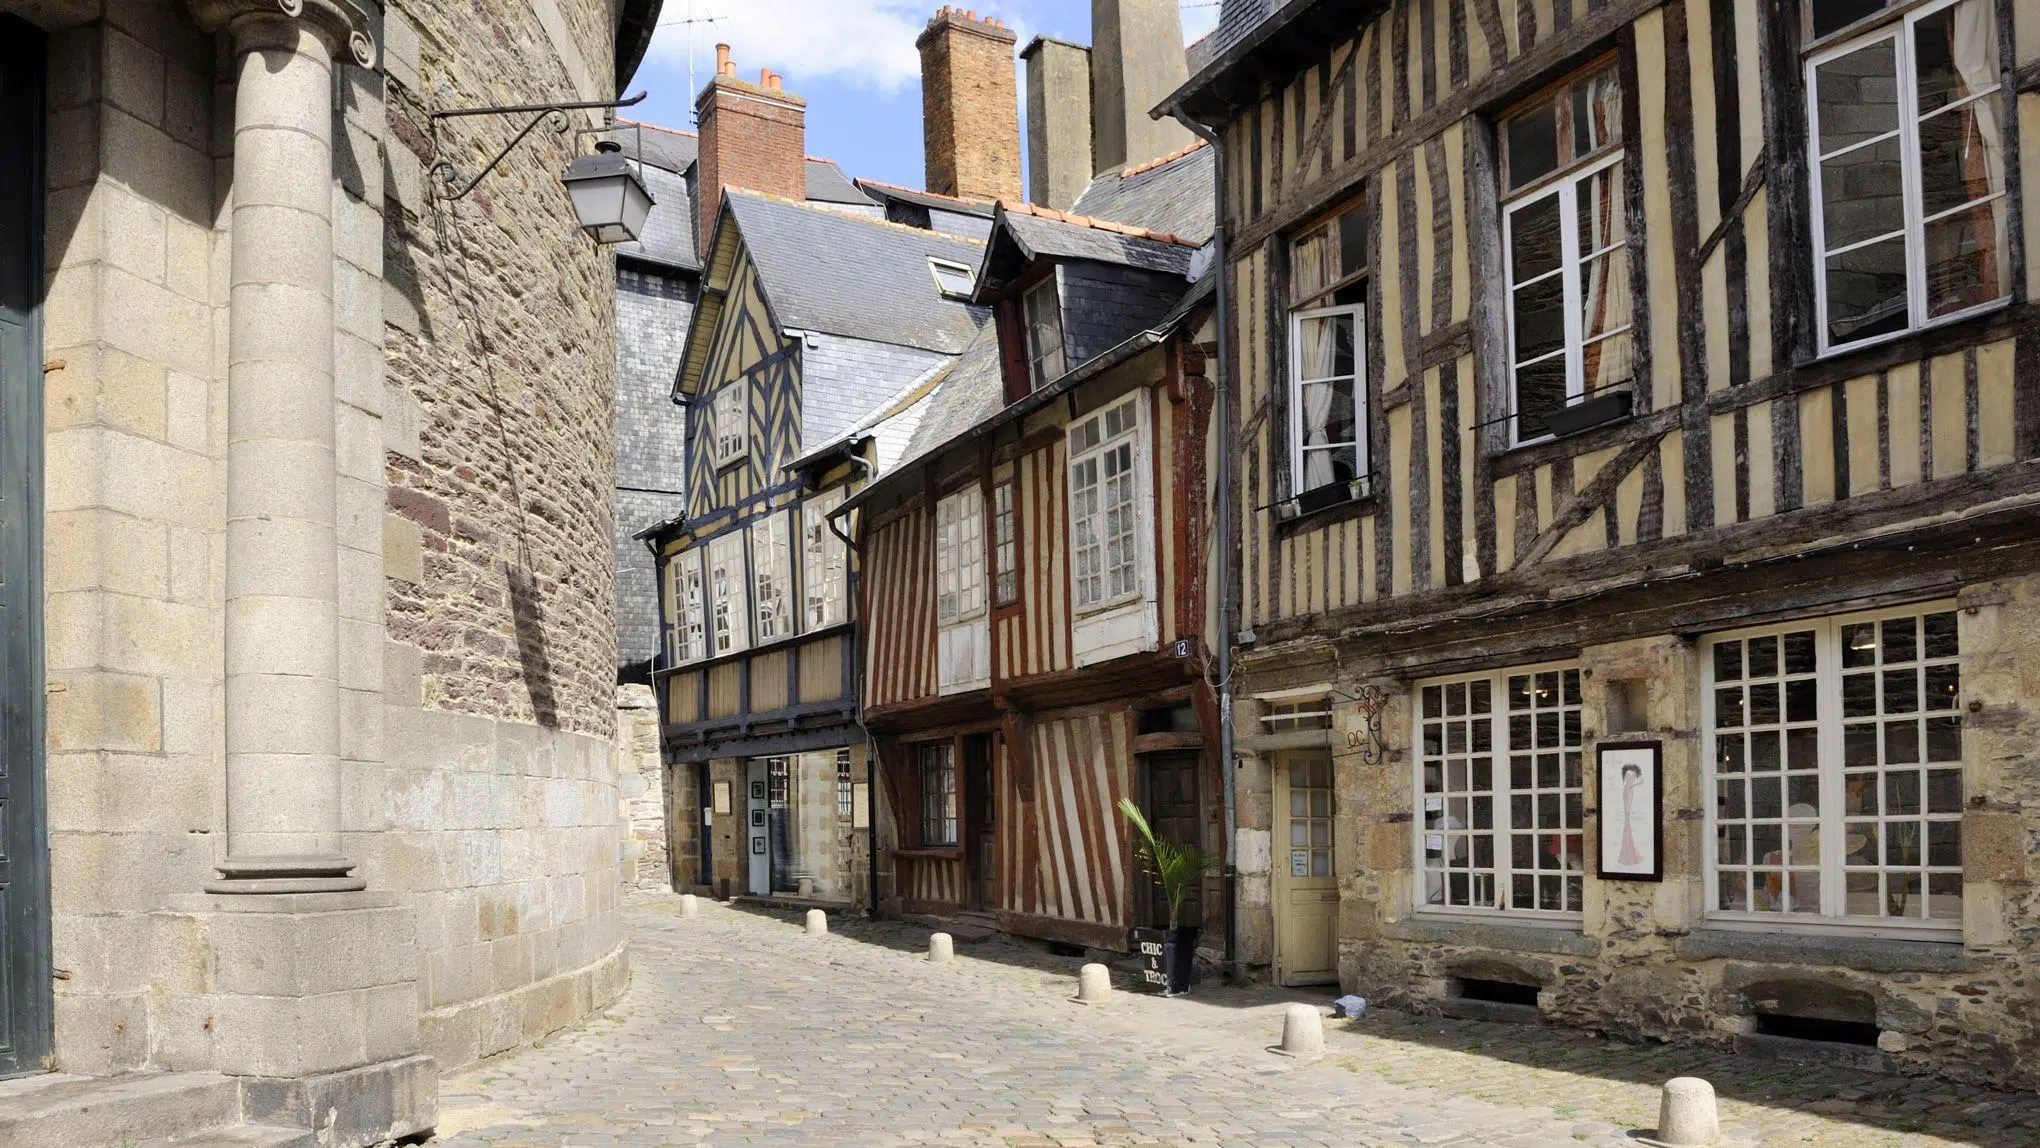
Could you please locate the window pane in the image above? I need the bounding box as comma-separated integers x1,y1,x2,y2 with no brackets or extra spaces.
1913,0,1996,116
1509,194,1563,282
1506,100,1560,190
1924,200,2009,319
1299,379,1356,447
1820,136,1906,250
1815,39,1899,155
1337,208,1369,278
1810,0,1887,39
1301,445,1359,489
1297,314,1355,380
1825,235,1910,345
1918,103,2005,220
1572,67,1623,156
1513,357,1568,441
1291,225,1330,303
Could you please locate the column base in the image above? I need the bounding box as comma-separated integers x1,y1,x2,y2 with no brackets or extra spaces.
206,854,367,894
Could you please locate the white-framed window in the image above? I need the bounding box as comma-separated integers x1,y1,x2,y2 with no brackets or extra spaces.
706,531,749,657
1806,0,2008,355
1068,394,1145,612
711,382,747,466
751,511,793,643
934,484,988,693
991,481,1017,606
1416,664,1585,916
669,550,707,664
1703,604,1963,934
919,742,957,847
801,488,848,631
1287,197,1369,497
1501,61,1632,444
835,747,855,818
928,257,976,300
1023,276,1065,389
1262,698,1334,732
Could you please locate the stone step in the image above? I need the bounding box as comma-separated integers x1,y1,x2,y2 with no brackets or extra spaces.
158,1124,317,1148
0,1071,242,1148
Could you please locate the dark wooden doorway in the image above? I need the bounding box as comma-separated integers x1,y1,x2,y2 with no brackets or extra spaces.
1137,752,1204,931
0,16,53,1079
962,734,995,912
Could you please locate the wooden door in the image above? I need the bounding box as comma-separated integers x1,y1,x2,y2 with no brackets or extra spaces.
0,19,51,1077
1275,754,1338,985
963,735,995,911
1137,753,1204,930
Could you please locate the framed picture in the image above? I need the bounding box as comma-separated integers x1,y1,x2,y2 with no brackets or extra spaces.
1597,741,1663,881
749,809,764,827
712,780,732,815
750,780,766,801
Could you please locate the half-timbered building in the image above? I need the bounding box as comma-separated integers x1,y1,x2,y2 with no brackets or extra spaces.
1163,0,2040,1082
643,60,993,905
845,138,1223,951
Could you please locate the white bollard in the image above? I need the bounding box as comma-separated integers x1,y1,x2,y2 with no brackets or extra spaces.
928,932,954,965
1275,1003,1325,1056
805,908,827,936
1653,1077,1722,1146
677,893,698,918
1074,963,1112,1004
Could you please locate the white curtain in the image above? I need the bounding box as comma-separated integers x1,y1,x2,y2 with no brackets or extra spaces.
1947,0,2004,299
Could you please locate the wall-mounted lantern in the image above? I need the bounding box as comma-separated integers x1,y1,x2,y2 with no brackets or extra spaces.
561,140,654,244
429,91,652,245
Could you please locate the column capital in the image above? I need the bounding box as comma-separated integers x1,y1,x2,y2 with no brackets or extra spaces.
189,0,378,69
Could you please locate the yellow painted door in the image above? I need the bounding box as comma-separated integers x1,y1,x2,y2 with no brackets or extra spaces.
1276,755,1339,986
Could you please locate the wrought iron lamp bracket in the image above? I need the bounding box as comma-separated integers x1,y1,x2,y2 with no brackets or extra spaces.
1344,683,1391,765
428,90,647,202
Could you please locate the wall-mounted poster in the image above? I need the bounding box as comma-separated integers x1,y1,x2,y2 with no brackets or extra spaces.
851,783,870,829
712,781,732,815
1597,741,1663,881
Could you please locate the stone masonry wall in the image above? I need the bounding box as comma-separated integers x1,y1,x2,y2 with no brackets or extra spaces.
1236,573,2040,1088
615,683,668,888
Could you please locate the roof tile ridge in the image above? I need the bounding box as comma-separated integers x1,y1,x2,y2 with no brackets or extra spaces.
996,198,1198,249
856,178,996,209
733,188,989,245
1118,137,1211,179
617,118,698,138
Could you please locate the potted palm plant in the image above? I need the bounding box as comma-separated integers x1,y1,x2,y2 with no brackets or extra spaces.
1118,797,1212,995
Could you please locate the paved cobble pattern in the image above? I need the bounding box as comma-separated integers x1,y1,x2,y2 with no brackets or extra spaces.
428,892,2040,1147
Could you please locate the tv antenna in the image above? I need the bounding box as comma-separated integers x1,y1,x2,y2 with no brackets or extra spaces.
658,0,726,116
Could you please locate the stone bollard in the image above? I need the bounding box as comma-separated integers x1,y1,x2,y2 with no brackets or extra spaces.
678,893,698,918
928,932,954,965
805,909,828,936
1275,1003,1325,1056
1074,963,1112,1004
1653,1077,1722,1146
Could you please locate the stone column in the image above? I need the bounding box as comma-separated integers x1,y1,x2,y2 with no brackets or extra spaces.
195,0,375,893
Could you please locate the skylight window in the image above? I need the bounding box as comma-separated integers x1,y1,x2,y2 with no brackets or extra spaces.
929,258,976,300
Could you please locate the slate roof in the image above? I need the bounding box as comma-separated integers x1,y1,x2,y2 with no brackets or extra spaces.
799,335,953,450
617,160,699,269
984,203,1201,285
853,180,997,218
1069,141,1216,244
724,190,990,354
805,159,874,205
626,121,698,173
1212,0,1275,60
894,325,1007,474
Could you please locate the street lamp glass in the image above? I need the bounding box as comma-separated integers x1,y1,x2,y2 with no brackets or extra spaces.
561,144,654,244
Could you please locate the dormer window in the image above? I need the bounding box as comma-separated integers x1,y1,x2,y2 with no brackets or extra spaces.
929,257,977,300
1023,276,1066,390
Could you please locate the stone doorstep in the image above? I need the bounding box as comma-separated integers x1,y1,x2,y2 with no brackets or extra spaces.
0,1053,435,1148
0,1070,243,1148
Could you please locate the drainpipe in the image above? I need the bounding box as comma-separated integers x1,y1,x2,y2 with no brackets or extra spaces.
827,454,879,916
1174,115,1236,983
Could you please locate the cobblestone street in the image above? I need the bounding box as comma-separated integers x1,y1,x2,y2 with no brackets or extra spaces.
429,892,2040,1147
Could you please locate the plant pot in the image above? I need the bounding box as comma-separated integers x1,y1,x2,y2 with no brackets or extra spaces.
1162,925,1198,995
1543,390,1634,438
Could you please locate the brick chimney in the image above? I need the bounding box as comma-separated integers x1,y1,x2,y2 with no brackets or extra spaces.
1020,36,1092,210
695,43,808,246
916,8,1022,203
1091,0,1191,173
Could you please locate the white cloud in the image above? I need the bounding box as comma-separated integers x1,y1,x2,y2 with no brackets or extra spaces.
648,0,1035,94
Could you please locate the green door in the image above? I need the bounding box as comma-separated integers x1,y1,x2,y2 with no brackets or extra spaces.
0,14,53,1079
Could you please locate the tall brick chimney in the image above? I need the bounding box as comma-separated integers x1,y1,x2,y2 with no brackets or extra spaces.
1091,0,1191,173
695,43,808,246
1020,36,1092,210
916,8,1022,203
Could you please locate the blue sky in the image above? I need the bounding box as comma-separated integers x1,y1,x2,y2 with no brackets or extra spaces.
627,1,1221,190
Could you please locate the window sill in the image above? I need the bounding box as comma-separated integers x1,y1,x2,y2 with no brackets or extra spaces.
1382,914,1599,957
1273,492,1377,535
1673,927,1975,972
892,846,963,860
